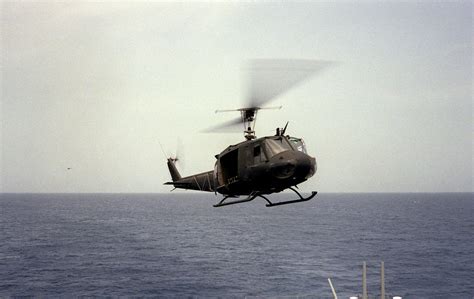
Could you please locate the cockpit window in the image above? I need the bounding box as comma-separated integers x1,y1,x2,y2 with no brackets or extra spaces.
265,138,293,157
253,145,263,164
288,137,307,153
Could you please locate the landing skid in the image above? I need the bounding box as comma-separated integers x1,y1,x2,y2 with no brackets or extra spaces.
213,187,317,208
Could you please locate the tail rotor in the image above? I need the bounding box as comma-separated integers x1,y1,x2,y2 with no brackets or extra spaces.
160,139,186,181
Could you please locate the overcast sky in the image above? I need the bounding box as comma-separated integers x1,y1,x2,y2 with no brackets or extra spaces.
1,1,472,193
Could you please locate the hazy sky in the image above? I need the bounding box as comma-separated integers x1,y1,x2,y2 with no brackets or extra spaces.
1,1,472,193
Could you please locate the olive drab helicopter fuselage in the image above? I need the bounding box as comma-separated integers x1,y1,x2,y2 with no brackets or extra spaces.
165,128,317,207
164,59,329,207
165,110,318,207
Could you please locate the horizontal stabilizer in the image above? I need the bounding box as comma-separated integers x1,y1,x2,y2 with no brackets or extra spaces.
164,181,195,189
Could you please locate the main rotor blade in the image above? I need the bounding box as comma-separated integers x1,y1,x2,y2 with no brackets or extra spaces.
202,117,243,133
245,59,334,108
215,106,282,113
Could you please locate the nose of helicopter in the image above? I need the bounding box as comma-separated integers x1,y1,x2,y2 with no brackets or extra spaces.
270,151,316,182
296,151,316,180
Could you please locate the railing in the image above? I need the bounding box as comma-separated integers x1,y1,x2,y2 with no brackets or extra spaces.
328,261,403,299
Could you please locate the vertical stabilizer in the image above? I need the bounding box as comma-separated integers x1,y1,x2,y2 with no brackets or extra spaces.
167,158,181,182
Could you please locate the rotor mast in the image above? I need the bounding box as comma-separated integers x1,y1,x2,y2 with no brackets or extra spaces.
242,108,257,140
215,106,281,140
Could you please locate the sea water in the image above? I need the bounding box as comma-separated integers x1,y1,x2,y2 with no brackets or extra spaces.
0,193,473,298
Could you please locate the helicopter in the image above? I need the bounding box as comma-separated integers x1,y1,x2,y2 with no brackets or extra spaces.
164,59,331,207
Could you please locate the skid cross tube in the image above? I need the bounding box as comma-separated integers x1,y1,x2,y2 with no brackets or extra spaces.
213,192,258,207
266,188,317,207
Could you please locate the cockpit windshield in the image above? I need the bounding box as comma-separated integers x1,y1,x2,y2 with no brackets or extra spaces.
264,138,293,157
288,137,307,154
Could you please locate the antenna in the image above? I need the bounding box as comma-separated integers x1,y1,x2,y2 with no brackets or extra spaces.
328,278,338,299
363,261,368,299
159,142,167,159
381,261,385,299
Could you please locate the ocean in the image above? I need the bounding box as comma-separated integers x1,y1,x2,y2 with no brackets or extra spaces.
0,193,472,298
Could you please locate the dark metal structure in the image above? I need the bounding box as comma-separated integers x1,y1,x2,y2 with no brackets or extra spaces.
164,59,331,207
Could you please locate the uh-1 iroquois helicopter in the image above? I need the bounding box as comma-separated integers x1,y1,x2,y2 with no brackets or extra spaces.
164,59,332,207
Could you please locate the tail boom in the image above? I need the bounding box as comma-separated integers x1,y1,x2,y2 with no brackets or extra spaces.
165,159,215,192
165,170,215,192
